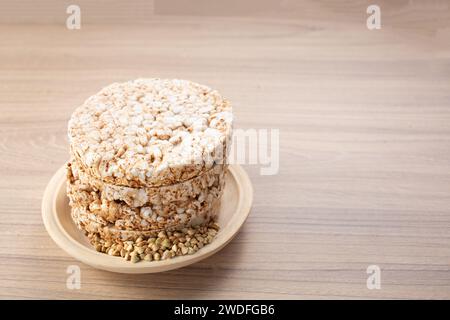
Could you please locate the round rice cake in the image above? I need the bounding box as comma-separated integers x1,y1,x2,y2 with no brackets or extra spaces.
66,175,222,232
67,158,226,208
71,204,220,241
68,78,232,188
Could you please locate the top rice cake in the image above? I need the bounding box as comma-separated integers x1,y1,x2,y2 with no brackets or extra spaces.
68,78,233,188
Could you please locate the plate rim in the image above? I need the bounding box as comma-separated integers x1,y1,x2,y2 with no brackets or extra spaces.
42,164,253,273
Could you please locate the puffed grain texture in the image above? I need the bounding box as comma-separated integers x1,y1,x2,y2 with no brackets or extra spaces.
68,78,232,188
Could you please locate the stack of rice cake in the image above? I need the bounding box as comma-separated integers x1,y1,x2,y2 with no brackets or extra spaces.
66,79,232,262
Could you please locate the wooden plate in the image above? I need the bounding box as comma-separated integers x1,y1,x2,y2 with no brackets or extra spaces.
42,164,253,273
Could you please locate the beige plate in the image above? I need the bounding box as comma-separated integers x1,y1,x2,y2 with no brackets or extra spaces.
42,164,253,274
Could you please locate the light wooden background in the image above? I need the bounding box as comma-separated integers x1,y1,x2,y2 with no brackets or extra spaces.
0,0,449,299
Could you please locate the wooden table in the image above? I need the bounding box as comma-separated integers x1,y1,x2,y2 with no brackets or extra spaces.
1,1,449,299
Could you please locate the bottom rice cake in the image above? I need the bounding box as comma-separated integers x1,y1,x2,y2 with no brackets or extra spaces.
70,206,220,262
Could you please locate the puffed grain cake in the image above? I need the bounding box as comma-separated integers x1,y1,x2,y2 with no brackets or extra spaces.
67,158,226,208
68,78,232,188
71,204,220,241
66,170,222,232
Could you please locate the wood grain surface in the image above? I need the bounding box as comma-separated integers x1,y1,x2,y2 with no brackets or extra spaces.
0,0,449,299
